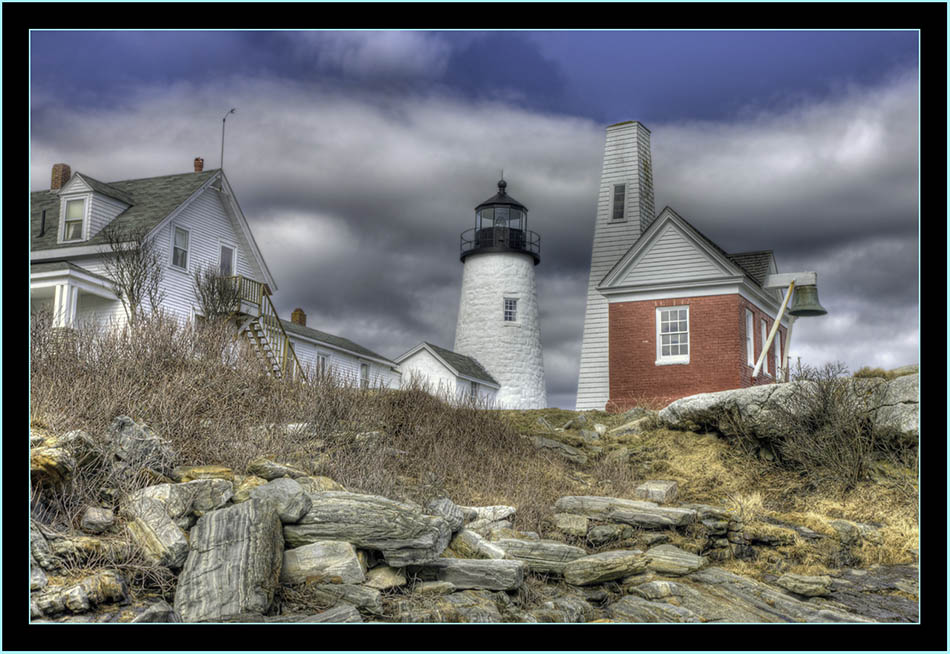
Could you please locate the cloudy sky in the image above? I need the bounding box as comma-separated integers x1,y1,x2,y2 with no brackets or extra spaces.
30,31,919,409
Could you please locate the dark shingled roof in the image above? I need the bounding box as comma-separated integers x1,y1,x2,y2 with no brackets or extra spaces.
281,319,395,365
423,342,499,386
726,251,774,287
30,260,112,284
31,169,220,251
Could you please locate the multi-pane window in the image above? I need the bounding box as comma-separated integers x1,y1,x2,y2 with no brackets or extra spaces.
63,199,85,241
504,298,517,322
220,244,234,276
657,306,689,362
470,380,478,402
172,227,190,269
359,363,369,389
612,184,626,220
760,319,769,375
746,310,755,365
318,354,328,378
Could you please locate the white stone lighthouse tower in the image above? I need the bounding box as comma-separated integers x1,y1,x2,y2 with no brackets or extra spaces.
454,179,547,409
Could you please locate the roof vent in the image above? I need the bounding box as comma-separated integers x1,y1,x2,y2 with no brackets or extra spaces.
51,163,71,190
194,157,204,173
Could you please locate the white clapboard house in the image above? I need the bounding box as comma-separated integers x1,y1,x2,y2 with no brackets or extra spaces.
394,341,500,405
30,159,399,386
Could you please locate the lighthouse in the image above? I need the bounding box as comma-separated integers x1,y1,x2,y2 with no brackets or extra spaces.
453,178,547,409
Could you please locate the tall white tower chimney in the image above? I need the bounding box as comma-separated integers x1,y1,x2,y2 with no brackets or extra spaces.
575,121,656,410
454,178,547,409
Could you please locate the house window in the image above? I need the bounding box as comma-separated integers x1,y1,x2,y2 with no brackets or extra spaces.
318,354,328,378
504,298,517,322
656,306,689,364
746,310,754,365
359,363,369,389
612,184,626,221
774,334,783,381
220,244,235,276
63,199,85,241
470,380,478,401
172,227,190,270
760,319,770,376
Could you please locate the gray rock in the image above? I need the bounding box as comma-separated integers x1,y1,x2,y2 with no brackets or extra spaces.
31,570,128,618
415,580,456,595
829,519,863,546
587,524,635,546
109,415,175,473
296,604,363,623
30,553,48,591
563,550,648,586
393,589,502,623
283,491,452,566
461,504,517,523
174,499,284,622
873,373,919,437
412,558,525,591
645,544,706,575
250,477,311,524
554,496,696,529
777,573,833,597
304,583,383,614
30,446,76,487
130,599,181,623
530,596,598,623
467,518,513,535
449,529,507,559
495,538,587,575
608,416,653,437
125,496,189,568
80,507,114,534
30,521,57,571
128,479,233,519
281,541,365,585
609,594,701,623
530,436,588,464
554,513,589,537
364,565,407,590
635,480,678,504
426,497,466,532
246,456,308,480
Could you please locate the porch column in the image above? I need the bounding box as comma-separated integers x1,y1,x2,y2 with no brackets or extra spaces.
52,282,77,328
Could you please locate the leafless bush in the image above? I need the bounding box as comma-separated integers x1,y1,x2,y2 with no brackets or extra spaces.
192,264,242,320
767,361,887,491
101,225,165,326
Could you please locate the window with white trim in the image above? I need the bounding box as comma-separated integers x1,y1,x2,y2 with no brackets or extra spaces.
219,244,235,276
172,227,190,270
656,306,689,364
503,298,517,322
470,380,478,401
359,363,369,389
760,318,770,376
745,310,754,365
317,354,329,378
62,198,86,241
611,184,626,221
774,333,783,381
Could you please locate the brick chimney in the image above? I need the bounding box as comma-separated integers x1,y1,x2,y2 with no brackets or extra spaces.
291,308,307,326
194,157,204,172
50,163,71,190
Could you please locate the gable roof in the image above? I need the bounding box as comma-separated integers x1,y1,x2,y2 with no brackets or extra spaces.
281,319,396,365
601,207,775,290
31,169,220,251
395,342,499,387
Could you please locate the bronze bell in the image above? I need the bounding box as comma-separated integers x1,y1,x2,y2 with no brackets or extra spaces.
788,284,827,317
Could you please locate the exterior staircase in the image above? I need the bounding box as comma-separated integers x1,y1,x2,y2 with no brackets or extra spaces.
230,275,305,381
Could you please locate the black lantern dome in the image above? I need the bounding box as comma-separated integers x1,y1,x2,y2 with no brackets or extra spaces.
460,179,541,264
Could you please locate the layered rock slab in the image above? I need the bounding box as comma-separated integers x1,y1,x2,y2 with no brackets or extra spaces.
283,491,451,566
174,499,284,622
554,496,696,528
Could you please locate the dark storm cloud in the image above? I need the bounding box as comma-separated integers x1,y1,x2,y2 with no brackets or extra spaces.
31,40,918,406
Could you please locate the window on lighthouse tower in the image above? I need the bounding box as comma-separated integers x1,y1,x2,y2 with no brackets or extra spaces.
504,298,518,322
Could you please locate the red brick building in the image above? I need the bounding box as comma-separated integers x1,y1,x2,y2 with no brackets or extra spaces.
597,207,789,412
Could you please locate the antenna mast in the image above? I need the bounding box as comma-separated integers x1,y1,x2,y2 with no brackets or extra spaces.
220,108,236,170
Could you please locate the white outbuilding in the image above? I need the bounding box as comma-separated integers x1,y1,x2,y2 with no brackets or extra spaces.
394,342,500,405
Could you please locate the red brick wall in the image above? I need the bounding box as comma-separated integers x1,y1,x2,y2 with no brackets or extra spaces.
606,293,787,412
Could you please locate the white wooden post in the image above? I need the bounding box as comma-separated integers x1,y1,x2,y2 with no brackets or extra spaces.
781,315,796,381
752,281,794,379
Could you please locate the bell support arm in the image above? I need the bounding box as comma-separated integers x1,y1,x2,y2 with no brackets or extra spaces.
752,281,794,380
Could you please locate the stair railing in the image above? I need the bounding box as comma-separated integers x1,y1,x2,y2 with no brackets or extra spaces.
229,275,306,382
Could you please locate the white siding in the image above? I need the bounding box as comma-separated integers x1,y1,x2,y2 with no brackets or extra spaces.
87,193,130,241
289,333,399,389
616,223,725,286
148,187,264,322
75,293,125,328
398,347,498,405
576,122,655,410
